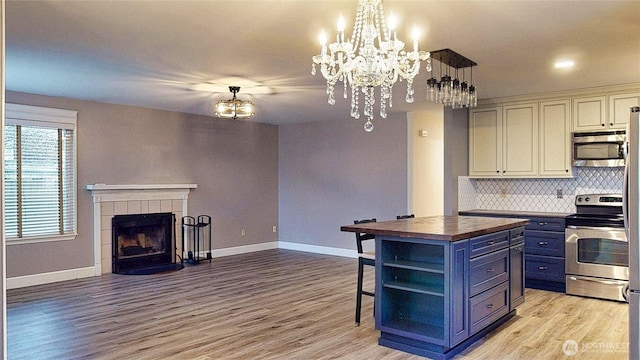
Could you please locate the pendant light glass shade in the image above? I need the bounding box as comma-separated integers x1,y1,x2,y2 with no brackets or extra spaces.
427,49,478,109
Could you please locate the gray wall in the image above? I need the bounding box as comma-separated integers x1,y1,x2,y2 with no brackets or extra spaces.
278,114,408,251
443,108,469,215
5,91,279,277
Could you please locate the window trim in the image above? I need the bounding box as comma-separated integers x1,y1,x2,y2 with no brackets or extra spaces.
5,103,78,244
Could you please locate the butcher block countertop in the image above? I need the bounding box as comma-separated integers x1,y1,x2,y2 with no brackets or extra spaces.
341,215,529,242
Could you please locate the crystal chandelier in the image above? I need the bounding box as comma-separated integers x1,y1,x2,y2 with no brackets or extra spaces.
426,49,478,109
311,0,430,132
215,86,255,119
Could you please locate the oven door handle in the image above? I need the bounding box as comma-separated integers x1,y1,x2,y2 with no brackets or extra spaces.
568,275,628,286
566,225,627,232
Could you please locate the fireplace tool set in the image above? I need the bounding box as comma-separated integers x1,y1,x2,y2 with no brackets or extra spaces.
181,215,212,265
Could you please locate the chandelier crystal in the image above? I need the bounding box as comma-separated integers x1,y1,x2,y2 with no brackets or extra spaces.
311,0,430,132
215,86,255,120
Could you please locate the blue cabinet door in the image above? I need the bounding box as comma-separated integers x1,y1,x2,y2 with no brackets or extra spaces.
449,240,469,346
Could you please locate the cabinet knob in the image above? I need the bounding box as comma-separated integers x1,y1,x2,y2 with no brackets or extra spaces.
565,169,569,173
610,123,614,126
601,123,605,127
496,170,499,173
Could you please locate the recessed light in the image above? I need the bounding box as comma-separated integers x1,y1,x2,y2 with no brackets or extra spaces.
554,60,575,69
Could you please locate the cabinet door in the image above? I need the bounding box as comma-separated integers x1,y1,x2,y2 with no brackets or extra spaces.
450,240,469,347
502,103,538,176
539,100,572,177
572,95,606,131
609,93,640,129
510,243,525,309
525,254,565,282
469,107,502,177
524,230,565,257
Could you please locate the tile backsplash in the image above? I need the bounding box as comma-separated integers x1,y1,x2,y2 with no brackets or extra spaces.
458,167,624,214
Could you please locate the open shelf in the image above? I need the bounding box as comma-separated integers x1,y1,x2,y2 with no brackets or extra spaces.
383,280,445,296
380,318,446,344
383,259,445,273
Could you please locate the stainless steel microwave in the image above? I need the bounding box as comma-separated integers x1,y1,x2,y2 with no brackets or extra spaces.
572,130,626,167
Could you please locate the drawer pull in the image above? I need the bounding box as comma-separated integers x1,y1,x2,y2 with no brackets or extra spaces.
487,240,495,245
537,222,548,226
487,268,495,273
538,265,548,270
538,241,548,246
486,303,494,309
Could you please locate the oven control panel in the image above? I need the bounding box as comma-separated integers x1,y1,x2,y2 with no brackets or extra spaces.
575,193,623,206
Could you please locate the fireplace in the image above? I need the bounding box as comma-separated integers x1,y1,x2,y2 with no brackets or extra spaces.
112,212,182,275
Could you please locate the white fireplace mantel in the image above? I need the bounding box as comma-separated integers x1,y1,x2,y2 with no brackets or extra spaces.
87,183,197,275
87,183,197,202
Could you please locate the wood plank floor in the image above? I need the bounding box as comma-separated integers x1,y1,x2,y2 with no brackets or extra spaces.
7,249,629,359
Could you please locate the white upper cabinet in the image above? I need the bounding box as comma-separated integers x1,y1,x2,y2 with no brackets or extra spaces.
502,103,538,177
572,95,607,131
609,93,640,129
469,103,538,178
572,92,640,131
469,85,639,178
469,107,502,177
539,100,572,177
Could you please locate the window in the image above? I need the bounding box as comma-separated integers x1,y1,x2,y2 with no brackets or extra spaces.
4,104,77,242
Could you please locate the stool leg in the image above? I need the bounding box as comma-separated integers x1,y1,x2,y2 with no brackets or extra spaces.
356,257,364,326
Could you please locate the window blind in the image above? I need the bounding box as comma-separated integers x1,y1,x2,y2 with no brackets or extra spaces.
4,104,77,241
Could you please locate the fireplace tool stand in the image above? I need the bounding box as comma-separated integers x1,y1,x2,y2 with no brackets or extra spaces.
181,215,212,264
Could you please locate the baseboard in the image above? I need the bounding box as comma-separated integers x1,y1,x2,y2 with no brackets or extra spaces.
7,266,96,289
211,241,279,258
7,241,353,289
278,241,356,258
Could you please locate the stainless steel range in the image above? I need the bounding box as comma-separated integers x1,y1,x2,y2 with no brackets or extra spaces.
565,193,629,302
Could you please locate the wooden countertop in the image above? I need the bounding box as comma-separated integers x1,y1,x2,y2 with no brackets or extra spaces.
341,215,529,242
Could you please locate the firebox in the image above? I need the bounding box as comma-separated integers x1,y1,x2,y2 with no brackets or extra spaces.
112,212,180,275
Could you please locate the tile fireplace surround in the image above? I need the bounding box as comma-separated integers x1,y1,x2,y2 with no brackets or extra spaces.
87,184,197,275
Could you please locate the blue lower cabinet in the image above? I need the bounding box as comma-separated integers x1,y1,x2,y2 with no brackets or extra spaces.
525,255,565,282
375,228,523,360
469,281,509,335
460,212,567,293
469,248,509,296
510,242,525,309
523,217,566,292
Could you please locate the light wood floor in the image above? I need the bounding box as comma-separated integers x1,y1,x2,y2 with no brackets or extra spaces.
7,249,629,359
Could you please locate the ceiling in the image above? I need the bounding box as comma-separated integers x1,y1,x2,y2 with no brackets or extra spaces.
5,0,640,126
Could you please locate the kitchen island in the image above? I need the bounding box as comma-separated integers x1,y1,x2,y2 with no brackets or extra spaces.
341,215,528,360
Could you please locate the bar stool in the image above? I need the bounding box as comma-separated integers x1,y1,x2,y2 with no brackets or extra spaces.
354,218,376,326
396,214,415,219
